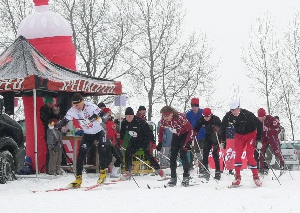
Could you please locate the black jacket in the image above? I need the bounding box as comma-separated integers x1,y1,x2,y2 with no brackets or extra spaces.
194,115,221,137
40,105,60,129
220,109,262,141
120,116,154,143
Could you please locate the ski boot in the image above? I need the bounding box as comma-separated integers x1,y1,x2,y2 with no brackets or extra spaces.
229,170,235,175
167,177,177,187
214,171,221,181
68,175,82,188
232,174,241,186
253,174,262,187
97,169,106,184
181,176,190,187
121,170,132,180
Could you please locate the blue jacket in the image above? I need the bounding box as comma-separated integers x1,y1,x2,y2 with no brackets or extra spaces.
186,109,205,140
157,121,172,147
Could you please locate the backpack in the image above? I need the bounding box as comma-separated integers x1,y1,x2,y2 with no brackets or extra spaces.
17,156,32,175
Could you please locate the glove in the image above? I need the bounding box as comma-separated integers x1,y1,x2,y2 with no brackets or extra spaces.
183,141,192,151
118,140,124,149
213,125,219,133
88,114,100,122
256,140,262,150
220,141,226,149
156,142,162,151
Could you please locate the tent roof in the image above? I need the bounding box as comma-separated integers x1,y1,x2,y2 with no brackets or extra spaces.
0,36,122,97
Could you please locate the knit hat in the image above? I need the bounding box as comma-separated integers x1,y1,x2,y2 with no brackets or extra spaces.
191,98,199,105
72,93,84,104
274,116,279,120
257,108,266,117
229,100,239,110
202,108,212,116
98,102,106,108
125,107,134,115
138,106,146,111
103,107,111,114
44,95,53,104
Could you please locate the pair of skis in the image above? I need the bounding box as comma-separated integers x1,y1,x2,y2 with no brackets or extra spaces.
31,182,116,193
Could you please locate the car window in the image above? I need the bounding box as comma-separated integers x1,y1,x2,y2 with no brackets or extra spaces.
292,143,300,150
281,143,295,149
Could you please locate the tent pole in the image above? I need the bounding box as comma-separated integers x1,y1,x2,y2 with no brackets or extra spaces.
33,89,38,177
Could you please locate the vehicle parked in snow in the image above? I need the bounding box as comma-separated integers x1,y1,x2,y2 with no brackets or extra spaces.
0,95,25,183
281,141,299,169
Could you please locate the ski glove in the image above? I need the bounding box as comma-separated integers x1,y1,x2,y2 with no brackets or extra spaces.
220,141,226,149
156,142,162,151
183,141,192,151
88,114,100,122
256,140,263,150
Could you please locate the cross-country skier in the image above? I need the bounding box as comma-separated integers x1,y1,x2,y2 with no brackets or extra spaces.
220,100,263,187
55,93,111,188
257,108,285,174
157,106,194,187
194,108,222,181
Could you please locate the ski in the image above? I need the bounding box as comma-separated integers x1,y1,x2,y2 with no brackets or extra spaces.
147,184,167,189
157,176,171,181
228,185,243,188
83,182,116,191
147,183,199,189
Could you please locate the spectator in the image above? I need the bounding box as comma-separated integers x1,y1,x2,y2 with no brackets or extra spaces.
47,119,63,175
40,95,60,174
98,102,106,110
274,116,286,141
136,105,147,120
157,121,172,168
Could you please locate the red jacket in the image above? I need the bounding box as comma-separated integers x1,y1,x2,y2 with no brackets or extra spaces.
106,120,118,146
261,115,281,141
158,112,194,146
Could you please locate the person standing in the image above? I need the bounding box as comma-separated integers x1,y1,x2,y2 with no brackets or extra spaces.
194,108,222,180
157,121,172,168
274,116,286,142
186,98,206,173
40,95,60,174
257,108,285,174
220,100,263,187
47,119,63,175
55,93,111,188
119,107,164,180
157,106,194,187
136,105,147,120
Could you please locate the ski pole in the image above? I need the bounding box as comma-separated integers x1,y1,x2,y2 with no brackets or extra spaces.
121,147,155,170
256,147,281,185
190,150,219,184
215,132,228,173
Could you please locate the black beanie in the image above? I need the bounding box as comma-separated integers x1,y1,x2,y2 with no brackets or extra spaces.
125,107,134,115
72,93,84,104
138,106,146,111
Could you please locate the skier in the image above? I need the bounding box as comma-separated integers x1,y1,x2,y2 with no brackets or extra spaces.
220,100,263,187
257,108,285,174
194,108,222,180
119,107,165,180
136,105,147,120
55,93,111,188
185,98,206,173
157,106,194,187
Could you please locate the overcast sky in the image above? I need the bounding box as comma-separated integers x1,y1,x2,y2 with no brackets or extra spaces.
182,0,300,114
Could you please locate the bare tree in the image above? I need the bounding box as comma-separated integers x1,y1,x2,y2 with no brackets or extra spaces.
242,14,281,113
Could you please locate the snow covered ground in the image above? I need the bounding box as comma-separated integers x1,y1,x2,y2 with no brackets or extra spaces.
2,168,299,213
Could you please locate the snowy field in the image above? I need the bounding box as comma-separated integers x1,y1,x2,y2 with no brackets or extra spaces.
2,168,299,213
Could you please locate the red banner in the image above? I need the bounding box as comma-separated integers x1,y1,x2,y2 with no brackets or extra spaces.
208,139,248,170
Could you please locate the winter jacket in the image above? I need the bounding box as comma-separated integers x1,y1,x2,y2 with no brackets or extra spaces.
261,115,281,141
220,109,262,141
120,116,154,143
186,109,205,140
157,121,172,147
40,105,60,129
194,114,221,138
106,119,118,146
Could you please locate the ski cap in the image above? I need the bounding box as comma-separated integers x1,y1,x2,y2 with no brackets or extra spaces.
257,108,266,117
202,108,212,116
229,100,239,110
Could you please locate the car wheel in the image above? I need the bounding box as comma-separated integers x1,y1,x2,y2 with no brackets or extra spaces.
0,151,14,184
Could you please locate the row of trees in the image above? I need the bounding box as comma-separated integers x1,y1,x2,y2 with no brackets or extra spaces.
0,0,217,121
243,12,300,140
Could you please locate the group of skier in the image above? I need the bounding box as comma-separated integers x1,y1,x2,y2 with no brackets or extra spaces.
47,92,284,188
